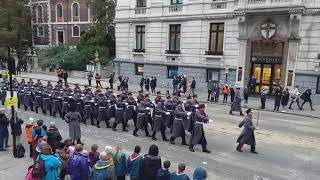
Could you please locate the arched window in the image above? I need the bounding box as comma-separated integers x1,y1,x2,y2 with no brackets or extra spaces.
72,25,80,37
36,5,43,23
56,4,63,18
72,3,79,17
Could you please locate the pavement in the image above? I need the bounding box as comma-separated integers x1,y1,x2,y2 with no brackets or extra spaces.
0,94,319,179
16,72,320,118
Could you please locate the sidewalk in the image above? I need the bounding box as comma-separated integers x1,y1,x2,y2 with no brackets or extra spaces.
17,72,320,118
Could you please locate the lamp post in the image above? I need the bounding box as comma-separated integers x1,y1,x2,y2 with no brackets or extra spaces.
224,65,229,83
7,47,17,158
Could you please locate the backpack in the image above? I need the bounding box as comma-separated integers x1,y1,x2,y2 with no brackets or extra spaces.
32,157,46,177
25,167,40,180
16,143,25,158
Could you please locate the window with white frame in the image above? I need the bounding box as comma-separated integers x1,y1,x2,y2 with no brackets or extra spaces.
137,0,146,7
136,26,145,51
171,0,183,5
72,2,79,17
37,26,44,37
56,4,63,19
72,26,80,37
36,5,43,23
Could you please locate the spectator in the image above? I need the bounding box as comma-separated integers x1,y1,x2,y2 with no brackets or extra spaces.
58,145,69,180
247,76,256,95
190,77,196,96
260,88,268,109
288,85,302,110
173,76,178,93
151,77,156,94
32,119,47,140
140,77,144,91
127,145,144,180
214,83,220,102
25,117,36,157
63,70,68,86
141,144,161,180
113,146,127,180
65,103,82,145
207,80,213,101
67,144,90,180
0,108,9,151
9,112,24,144
222,84,230,103
145,77,150,92
156,160,171,180
89,144,100,168
91,152,116,180
300,88,315,111
243,87,249,104
87,71,93,86
95,73,102,88
170,163,190,180
109,72,115,89
230,86,235,103
38,143,62,180
46,122,62,153
281,88,290,112
192,166,207,180
273,86,282,111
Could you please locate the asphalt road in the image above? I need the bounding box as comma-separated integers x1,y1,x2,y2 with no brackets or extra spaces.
0,103,319,180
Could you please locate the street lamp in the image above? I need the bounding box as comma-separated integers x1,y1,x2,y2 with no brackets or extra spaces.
7,49,17,158
224,65,229,83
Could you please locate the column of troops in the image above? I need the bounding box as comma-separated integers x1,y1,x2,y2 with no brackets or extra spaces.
0,79,211,153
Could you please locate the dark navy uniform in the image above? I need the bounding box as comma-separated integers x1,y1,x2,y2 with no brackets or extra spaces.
112,97,127,131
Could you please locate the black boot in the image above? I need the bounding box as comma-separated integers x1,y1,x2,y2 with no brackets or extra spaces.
122,123,128,132
152,132,157,141
161,130,169,141
96,121,100,128
202,144,211,153
181,136,189,146
133,128,138,137
170,137,175,145
250,145,258,154
35,107,38,114
105,120,110,128
91,118,95,125
189,144,195,152
112,123,117,131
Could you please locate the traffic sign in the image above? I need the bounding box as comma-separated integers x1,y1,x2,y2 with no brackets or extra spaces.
5,96,18,107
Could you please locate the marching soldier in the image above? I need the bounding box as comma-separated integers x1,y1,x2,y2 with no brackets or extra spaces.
23,86,34,111
33,85,43,113
74,91,84,123
46,81,53,89
74,83,81,93
61,89,72,120
52,86,63,118
229,87,244,116
133,100,151,137
96,90,109,128
42,87,53,116
1,82,8,105
112,95,127,132
143,94,155,128
169,102,191,146
164,95,175,128
154,91,164,104
152,101,169,141
124,92,137,127
83,92,95,125
182,96,194,132
136,90,144,103
189,104,212,153
35,79,42,87
17,84,24,108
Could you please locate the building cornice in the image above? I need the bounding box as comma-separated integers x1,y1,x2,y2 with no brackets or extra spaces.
304,9,320,16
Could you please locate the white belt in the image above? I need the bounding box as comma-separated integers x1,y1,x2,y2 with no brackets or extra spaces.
77,103,81,105
44,98,49,100
63,102,68,104
35,96,41,98
116,108,123,110
155,115,162,118
175,118,182,121
168,110,174,112
85,105,91,107
195,121,204,124
99,107,107,109
53,100,59,102
138,113,145,115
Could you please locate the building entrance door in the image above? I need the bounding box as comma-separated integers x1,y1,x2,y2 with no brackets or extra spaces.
252,63,281,93
57,31,64,45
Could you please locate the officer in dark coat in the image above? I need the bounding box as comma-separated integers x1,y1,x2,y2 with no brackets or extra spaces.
83,92,95,125
133,100,151,137
273,87,282,111
154,91,164,105
23,86,34,111
106,91,116,118
164,96,175,128
236,108,258,154
169,103,191,146
229,87,244,116
96,90,109,128
51,86,63,118
42,87,53,115
74,92,84,123
136,90,144,103
61,90,72,119
143,94,155,128
112,95,127,132
124,92,137,127
151,101,169,141
33,86,43,113
0,82,7,105
17,85,24,108
183,96,194,132
35,79,42,87
189,104,211,153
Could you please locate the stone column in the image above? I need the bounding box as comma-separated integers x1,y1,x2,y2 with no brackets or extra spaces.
284,38,300,88
33,54,39,71
235,12,247,88
94,51,101,75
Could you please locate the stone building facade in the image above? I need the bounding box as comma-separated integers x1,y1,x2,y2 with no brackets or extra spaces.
114,0,320,102
30,0,93,47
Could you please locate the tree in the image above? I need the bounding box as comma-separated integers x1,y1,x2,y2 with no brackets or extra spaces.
0,0,32,62
78,0,116,63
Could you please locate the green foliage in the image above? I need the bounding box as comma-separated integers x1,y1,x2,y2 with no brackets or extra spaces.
38,0,116,71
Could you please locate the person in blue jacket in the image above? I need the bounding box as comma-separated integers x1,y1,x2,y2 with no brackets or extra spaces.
38,143,62,180
127,145,144,180
113,146,127,180
67,144,90,180
192,166,207,180
91,151,116,180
